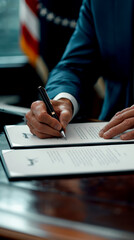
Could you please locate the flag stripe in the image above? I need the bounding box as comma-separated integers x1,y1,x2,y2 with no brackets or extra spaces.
20,0,40,40
20,35,38,66
25,0,38,16
21,24,39,55
20,0,49,84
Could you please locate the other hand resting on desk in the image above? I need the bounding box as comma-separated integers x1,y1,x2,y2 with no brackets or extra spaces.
25,99,73,139
99,105,134,140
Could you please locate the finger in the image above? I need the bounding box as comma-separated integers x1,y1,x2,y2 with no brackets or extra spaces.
113,109,134,123
59,109,72,129
52,98,73,129
99,117,121,137
28,101,62,131
99,109,134,137
26,109,62,137
110,105,134,122
102,118,134,139
120,129,134,140
113,105,134,117
35,110,61,131
27,120,61,139
27,122,51,138
29,125,60,139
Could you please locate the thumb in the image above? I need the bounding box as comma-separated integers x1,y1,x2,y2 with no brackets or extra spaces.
59,109,72,129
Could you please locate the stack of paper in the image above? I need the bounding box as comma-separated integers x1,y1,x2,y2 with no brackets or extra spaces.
1,122,134,180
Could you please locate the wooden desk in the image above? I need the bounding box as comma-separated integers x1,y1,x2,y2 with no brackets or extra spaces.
0,121,134,240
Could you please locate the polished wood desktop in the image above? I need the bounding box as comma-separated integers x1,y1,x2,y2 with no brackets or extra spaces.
0,117,134,240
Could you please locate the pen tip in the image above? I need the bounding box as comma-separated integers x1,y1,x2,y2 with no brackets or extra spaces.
61,130,66,138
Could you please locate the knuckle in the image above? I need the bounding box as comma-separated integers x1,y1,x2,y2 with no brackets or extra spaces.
31,100,43,110
37,111,47,122
115,111,120,116
31,101,38,109
116,114,124,122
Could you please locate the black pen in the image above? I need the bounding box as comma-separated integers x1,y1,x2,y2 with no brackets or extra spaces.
38,86,66,138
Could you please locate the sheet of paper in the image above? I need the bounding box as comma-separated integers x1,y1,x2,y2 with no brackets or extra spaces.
1,144,134,179
4,122,134,148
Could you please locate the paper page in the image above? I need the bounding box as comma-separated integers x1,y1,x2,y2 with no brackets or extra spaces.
4,122,134,148
1,144,134,179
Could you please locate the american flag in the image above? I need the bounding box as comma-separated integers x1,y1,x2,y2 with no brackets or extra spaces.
20,0,48,84
20,0,82,83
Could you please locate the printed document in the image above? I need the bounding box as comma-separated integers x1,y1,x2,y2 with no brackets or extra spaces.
1,144,134,179
4,122,134,148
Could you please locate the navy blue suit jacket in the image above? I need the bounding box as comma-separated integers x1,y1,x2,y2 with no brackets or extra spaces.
46,0,134,120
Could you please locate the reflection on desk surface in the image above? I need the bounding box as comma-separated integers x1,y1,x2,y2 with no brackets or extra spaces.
0,129,134,240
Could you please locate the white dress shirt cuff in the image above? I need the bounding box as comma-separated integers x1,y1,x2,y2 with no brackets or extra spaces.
53,92,79,119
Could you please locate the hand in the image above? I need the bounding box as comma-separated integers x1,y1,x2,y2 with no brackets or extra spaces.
99,105,134,140
25,98,73,138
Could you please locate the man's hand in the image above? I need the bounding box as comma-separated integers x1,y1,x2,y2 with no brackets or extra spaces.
25,98,73,139
99,105,134,140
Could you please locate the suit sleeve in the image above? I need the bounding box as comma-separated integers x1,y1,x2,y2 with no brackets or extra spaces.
46,0,100,108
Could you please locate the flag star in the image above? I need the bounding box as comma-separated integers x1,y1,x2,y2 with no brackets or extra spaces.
62,18,69,27
70,20,76,29
40,8,47,17
46,12,55,21
54,16,61,25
